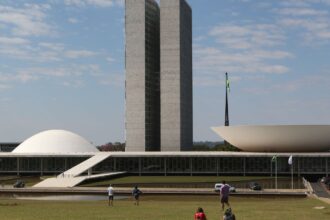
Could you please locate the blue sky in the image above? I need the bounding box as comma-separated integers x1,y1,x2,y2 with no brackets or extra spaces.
1,0,330,145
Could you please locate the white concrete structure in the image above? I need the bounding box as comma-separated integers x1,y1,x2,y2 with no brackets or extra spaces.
212,125,330,152
13,130,99,154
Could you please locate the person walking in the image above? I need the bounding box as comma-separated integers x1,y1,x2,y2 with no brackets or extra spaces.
194,207,207,220
107,184,114,206
220,181,231,211
132,185,142,206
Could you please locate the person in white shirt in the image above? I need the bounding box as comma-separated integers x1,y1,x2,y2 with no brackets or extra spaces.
107,184,114,206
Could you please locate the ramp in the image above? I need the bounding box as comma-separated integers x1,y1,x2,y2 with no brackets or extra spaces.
310,182,330,198
33,152,124,188
61,152,111,177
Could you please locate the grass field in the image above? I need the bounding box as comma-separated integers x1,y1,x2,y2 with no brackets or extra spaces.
0,176,51,187
0,195,329,220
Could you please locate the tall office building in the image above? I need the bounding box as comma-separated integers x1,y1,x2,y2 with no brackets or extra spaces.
125,0,160,151
160,0,193,151
125,0,192,152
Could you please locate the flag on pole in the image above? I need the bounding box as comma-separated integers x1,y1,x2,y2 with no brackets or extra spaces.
271,155,277,162
226,78,230,93
288,155,293,165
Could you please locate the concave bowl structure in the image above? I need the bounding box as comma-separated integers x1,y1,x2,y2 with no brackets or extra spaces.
212,125,330,152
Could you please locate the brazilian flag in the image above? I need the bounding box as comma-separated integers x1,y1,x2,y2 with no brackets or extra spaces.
226,78,230,92
226,73,230,92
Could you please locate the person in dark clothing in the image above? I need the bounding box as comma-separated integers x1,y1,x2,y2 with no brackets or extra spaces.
132,185,142,205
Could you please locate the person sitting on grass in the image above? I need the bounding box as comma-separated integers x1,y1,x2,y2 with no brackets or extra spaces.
132,185,142,206
194,207,207,220
223,208,235,220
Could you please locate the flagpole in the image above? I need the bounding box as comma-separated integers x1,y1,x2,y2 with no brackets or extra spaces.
225,72,229,127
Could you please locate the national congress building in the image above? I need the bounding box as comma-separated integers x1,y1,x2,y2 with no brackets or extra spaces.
125,0,193,152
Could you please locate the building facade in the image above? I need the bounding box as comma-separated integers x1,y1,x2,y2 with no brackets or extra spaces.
125,0,160,151
125,0,193,152
1,152,329,178
0,143,20,152
160,0,193,151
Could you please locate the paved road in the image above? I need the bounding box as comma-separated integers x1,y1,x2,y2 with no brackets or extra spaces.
310,182,330,198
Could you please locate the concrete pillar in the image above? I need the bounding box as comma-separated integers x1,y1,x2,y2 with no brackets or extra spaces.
139,157,142,176
17,157,20,176
326,157,328,177
216,158,219,176
40,158,43,176
243,157,246,176
164,158,167,176
298,157,300,177
190,158,192,176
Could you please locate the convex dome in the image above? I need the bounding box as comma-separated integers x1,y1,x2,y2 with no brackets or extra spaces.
13,130,99,153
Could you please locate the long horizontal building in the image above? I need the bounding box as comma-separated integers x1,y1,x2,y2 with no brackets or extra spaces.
1,130,329,179
1,152,330,176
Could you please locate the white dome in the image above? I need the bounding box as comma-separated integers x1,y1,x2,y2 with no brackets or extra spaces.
13,130,99,153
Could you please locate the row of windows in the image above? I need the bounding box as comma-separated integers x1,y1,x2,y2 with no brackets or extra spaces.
1,157,329,175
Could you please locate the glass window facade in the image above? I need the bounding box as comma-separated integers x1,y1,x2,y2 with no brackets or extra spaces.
0,155,329,176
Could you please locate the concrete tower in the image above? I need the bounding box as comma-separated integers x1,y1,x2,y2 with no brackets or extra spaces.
125,0,160,151
160,0,193,151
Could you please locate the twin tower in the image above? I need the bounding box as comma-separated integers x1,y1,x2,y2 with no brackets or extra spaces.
125,0,192,152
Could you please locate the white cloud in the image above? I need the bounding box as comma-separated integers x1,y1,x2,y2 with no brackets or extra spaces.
194,21,292,87
38,42,65,51
0,64,102,87
193,45,291,87
62,80,84,88
279,17,330,41
0,37,29,45
99,73,124,87
275,7,328,16
65,50,98,58
209,24,285,49
106,56,115,62
0,84,11,90
64,0,123,7
0,4,54,36
68,17,79,24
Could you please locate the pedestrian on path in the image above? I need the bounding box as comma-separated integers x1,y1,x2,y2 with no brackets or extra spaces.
107,184,114,206
220,181,231,211
132,185,142,206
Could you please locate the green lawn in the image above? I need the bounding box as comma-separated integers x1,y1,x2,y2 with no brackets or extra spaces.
81,176,286,187
0,176,52,187
0,196,329,220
